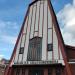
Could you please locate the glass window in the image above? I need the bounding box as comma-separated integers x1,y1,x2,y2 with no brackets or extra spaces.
27,37,42,61
47,44,53,51
19,47,24,54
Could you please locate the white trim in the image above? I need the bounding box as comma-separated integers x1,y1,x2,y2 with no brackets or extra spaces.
68,62,75,64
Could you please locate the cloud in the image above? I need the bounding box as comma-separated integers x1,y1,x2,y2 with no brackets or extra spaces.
0,20,18,45
0,20,19,35
1,35,17,45
57,0,75,46
0,20,19,30
61,29,75,46
73,0,75,6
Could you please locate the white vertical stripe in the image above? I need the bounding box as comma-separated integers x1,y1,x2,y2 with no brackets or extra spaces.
21,35,25,47
35,1,40,32
23,17,28,34
48,51,52,60
23,6,33,62
30,5,36,39
47,1,52,61
48,29,52,44
14,34,22,63
53,26,59,60
42,1,47,60
39,3,43,37
48,5,52,28
18,54,22,63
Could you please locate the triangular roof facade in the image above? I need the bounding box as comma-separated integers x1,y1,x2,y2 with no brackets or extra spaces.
4,0,74,75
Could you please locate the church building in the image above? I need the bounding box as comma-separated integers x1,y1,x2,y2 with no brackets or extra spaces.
4,0,75,75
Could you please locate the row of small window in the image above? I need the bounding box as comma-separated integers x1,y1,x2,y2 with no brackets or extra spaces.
15,68,62,75
19,44,53,54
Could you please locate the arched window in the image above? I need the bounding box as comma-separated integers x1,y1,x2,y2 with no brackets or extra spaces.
27,37,42,61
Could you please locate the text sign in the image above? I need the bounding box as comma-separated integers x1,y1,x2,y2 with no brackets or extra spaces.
14,60,58,65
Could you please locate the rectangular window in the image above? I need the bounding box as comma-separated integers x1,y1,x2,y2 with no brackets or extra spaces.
19,47,24,54
27,37,42,61
47,44,53,51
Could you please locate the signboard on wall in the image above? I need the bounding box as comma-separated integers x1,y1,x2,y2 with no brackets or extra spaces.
14,60,58,65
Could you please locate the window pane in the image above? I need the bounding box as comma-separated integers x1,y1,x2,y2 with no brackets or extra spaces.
19,47,24,54
27,37,42,61
47,44,53,51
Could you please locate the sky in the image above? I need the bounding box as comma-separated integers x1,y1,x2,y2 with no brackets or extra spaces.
0,0,75,60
